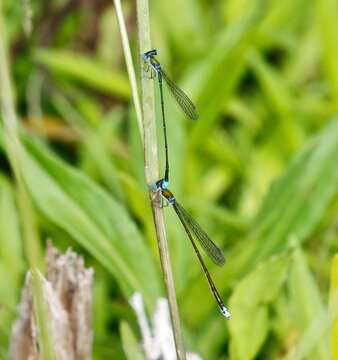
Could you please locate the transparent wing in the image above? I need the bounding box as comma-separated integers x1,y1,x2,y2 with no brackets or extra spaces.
161,69,198,120
174,201,225,266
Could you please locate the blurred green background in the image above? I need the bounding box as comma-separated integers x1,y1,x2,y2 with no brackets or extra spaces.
0,0,338,359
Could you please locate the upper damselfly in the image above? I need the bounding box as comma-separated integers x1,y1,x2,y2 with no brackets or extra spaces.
142,49,198,184
153,179,231,319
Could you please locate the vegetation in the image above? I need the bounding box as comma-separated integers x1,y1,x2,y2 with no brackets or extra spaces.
0,0,337,359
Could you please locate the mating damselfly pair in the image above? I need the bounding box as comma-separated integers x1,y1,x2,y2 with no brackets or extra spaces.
142,49,230,319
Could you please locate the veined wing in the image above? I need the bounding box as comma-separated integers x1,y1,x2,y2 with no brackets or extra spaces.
161,69,198,120
172,201,230,318
174,201,225,266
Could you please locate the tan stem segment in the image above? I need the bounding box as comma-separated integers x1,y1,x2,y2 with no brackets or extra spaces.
135,0,186,358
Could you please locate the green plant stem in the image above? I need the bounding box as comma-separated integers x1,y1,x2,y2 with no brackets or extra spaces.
113,0,143,142
135,1,186,359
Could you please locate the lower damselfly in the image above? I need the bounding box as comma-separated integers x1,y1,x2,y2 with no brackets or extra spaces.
153,179,231,319
142,49,198,184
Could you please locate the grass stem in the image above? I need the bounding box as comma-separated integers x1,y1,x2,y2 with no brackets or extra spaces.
113,0,144,142
135,0,186,358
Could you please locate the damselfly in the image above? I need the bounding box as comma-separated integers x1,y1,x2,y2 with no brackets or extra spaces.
142,49,198,184
153,179,231,319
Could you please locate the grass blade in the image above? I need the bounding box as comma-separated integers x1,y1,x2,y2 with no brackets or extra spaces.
288,247,329,360
34,49,130,99
184,116,338,323
330,254,338,359
120,320,146,360
20,138,162,310
228,253,290,360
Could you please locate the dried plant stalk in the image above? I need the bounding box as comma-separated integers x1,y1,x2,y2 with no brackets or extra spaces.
10,241,94,360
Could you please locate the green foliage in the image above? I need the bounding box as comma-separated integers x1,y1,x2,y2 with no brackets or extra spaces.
288,248,329,360
330,255,338,359
183,117,338,325
0,177,23,350
120,321,146,360
0,0,337,359
0,176,24,277
34,49,131,99
228,253,290,360
21,137,162,309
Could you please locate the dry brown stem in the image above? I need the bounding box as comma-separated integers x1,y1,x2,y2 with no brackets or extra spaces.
9,241,94,360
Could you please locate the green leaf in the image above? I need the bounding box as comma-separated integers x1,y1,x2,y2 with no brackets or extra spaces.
0,175,24,276
233,116,338,275
228,253,290,360
0,264,18,348
288,247,329,360
317,0,338,105
0,176,24,348
184,116,338,323
34,49,130,99
189,0,268,145
249,51,304,153
83,129,125,201
120,321,145,360
20,138,162,310
330,254,338,359
152,0,205,52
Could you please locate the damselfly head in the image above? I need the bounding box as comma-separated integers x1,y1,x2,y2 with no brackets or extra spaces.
142,49,158,61
151,181,161,192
